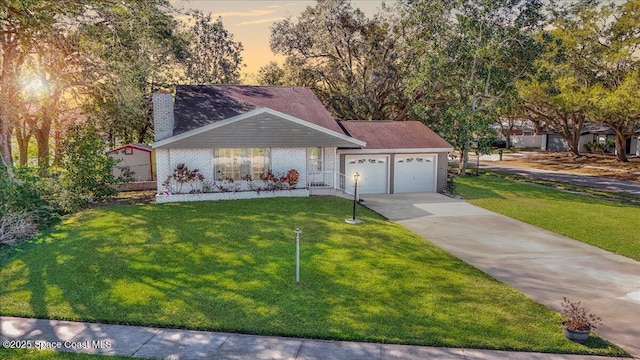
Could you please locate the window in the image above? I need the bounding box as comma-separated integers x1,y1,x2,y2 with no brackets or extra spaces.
124,148,133,155
307,147,322,172
214,148,270,180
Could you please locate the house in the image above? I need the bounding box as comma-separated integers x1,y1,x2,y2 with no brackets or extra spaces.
152,85,453,203
108,143,154,181
544,122,639,155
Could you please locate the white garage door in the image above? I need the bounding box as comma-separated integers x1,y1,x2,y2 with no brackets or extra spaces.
394,154,436,193
345,155,389,194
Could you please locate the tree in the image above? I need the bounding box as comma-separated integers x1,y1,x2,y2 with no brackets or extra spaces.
0,0,87,168
59,123,117,211
270,0,410,120
256,61,285,86
1,0,187,170
182,11,244,85
17,36,82,173
589,72,640,162
79,1,188,146
519,0,640,161
583,0,640,161
404,0,543,175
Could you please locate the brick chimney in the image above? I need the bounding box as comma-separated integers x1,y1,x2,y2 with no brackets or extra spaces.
153,92,175,142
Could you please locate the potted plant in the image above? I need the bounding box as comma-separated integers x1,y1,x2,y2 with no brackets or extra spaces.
560,297,602,343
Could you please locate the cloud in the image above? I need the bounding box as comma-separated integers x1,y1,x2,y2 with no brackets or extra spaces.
215,9,275,18
236,17,286,26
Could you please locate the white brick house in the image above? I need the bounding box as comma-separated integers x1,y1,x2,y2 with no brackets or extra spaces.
152,85,452,203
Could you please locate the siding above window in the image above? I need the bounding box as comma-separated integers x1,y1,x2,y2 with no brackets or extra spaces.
153,108,365,149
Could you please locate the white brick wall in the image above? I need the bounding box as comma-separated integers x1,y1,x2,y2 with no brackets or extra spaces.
156,148,214,194
155,148,170,193
272,147,307,186
156,189,309,203
159,147,312,194
324,147,336,172
153,93,174,141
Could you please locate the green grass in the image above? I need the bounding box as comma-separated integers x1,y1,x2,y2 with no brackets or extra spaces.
456,174,640,261
0,197,626,355
0,348,133,359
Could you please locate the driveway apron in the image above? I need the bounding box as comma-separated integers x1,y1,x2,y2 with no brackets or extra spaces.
361,193,640,357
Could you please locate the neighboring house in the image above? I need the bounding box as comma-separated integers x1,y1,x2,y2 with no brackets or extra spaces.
544,123,639,155
152,85,453,202
108,143,154,181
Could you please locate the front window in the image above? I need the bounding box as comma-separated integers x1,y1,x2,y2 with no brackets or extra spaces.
214,148,270,180
307,147,322,172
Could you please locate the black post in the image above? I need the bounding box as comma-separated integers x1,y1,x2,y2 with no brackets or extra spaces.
352,177,358,221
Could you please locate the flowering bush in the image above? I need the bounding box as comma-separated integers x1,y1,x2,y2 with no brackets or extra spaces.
161,167,302,195
260,169,299,190
285,169,299,187
162,163,205,194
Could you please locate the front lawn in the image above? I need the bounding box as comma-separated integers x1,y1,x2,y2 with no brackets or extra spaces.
456,174,640,261
0,197,625,355
0,349,133,360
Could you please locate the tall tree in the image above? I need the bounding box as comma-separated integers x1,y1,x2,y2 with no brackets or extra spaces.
0,0,87,168
1,0,186,169
182,11,243,85
584,0,640,161
270,0,409,120
78,0,188,146
519,0,640,161
404,0,543,175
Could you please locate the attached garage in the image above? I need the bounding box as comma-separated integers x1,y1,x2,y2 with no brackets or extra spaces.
394,154,436,193
345,155,389,194
338,121,453,194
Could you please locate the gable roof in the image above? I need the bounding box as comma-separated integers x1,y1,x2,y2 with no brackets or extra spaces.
173,85,344,135
153,108,365,149
339,121,453,150
109,143,152,153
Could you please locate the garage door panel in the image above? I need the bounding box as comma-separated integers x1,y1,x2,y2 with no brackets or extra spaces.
345,155,388,194
394,154,436,193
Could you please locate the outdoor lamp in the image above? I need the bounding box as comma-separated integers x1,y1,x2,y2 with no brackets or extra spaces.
346,172,362,224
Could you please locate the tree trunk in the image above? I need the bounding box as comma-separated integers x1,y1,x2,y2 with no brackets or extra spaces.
533,120,542,135
614,130,628,162
34,125,51,175
568,135,581,157
15,128,31,167
565,113,584,157
0,45,15,168
458,138,470,176
52,120,63,166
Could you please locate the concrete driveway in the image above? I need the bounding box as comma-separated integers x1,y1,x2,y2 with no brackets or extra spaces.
361,193,640,358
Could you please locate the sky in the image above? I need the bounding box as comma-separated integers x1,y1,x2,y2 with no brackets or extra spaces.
170,1,395,81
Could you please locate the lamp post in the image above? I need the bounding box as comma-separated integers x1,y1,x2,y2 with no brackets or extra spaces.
352,172,359,220
345,172,362,224
294,228,301,283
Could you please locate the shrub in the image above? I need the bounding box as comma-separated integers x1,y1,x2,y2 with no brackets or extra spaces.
0,211,38,246
162,163,205,193
605,139,615,153
60,124,118,211
1,166,61,228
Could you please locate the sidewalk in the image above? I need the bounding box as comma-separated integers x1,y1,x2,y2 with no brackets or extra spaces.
0,316,626,360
